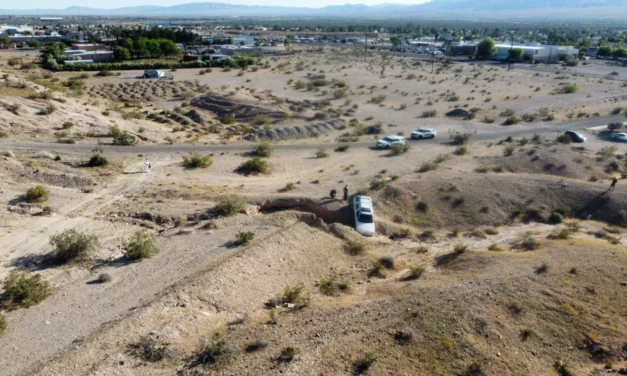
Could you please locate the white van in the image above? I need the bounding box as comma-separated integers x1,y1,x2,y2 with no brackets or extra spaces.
353,195,375,237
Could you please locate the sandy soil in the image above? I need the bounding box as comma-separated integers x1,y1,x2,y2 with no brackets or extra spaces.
1,47,627,376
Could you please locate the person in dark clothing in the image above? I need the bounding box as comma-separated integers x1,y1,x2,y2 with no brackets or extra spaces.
330,189,337,199
343,185,348,201
610,177,618,191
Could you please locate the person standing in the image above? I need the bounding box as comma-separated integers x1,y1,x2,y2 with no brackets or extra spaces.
343,185,348,201
610,177,618,191
144,159,150,173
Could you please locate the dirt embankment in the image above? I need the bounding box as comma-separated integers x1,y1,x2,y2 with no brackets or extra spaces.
375,173,627,229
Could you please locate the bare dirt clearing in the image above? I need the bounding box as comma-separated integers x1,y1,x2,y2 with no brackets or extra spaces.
1,48,627,376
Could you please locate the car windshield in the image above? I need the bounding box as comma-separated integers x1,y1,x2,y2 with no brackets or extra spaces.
358,214,374,223
383,137,396,142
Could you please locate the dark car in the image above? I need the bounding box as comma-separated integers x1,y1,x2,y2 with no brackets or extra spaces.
564,130,586,143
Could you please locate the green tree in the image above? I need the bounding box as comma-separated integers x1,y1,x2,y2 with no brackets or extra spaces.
145,39,161,57
476,37,497,59
613,46,627,59
158,39,180,57
0,37,9,46
113,46,131,62
390,36,402,46
121,37,133,50
43,43,65,59
597,45,613,57
27,40,41,48
508,47,524,61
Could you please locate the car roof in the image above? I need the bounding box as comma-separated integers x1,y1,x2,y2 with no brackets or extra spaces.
383,135,403,139
417,128,435,131
354,195,372,210
566,130,582,134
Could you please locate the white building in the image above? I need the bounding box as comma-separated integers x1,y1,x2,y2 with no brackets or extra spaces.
495,43,579,64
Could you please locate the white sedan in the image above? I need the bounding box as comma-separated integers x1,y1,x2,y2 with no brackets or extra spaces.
376,135,405,149
611,132,627,142
411,128,436,140
353,195,375,237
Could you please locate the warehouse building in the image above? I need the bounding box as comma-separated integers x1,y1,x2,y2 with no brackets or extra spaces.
494,43,579,64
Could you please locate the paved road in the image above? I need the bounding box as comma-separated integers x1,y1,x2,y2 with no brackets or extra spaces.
1,115,625,155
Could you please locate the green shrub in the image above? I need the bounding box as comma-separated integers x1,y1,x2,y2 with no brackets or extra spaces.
516,232,539,250
0,313,5,336
237,157,269,175
49,229,99,263
435,153,452,163
561,83,580,94
334,145,350,152
196,332,236,367
343,239,366,255
504,145,515,156
282,283,306,304
220,115,235,124
369,179,387,190
245,339,268,353
278,346,301,362
449,130,473,145
123,230,159,261
455,145,468,155
390,144,409,155
182,152,212,169
109,125,137,146
404,265,425,281
128,336,170,362
315,148,329,158
97,273,112,283
215,195,247,216
354,353,377,374
422,110,437,118
26,185,48,203
1,270,52,309
253,142,273,158
319,279,349,296
419,162,438,173
536,263,549,274
88,153,108,167
454,243,469,254
233,231,254,246
62,121,74,129
503,115,521,125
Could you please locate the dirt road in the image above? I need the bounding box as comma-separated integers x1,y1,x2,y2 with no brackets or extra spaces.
0,115,623,156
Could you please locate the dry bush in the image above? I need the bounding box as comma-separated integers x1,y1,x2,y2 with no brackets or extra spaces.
26,185,48,203
183,152,212,169
123,230,159,261
49,229,99,263
215,195,246,216
0,271,51,309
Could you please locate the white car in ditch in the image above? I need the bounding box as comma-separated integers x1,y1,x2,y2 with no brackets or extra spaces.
353,195,375,237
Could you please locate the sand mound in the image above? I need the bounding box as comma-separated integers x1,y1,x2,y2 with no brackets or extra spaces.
374,172,627,228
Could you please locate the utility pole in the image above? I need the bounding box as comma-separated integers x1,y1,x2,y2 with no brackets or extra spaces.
432,51,435,74
508,33,514,71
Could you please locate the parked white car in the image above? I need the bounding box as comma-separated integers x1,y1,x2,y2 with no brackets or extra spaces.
611,132,627,142
353,195,375,237
410,128,437,140
376,135,405,149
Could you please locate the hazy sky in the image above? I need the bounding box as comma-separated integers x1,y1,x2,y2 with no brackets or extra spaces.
8,0,431,9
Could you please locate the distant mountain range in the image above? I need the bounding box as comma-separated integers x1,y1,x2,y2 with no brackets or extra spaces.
2,0,627,19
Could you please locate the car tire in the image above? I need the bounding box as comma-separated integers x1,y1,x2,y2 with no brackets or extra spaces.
430,135,435,139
